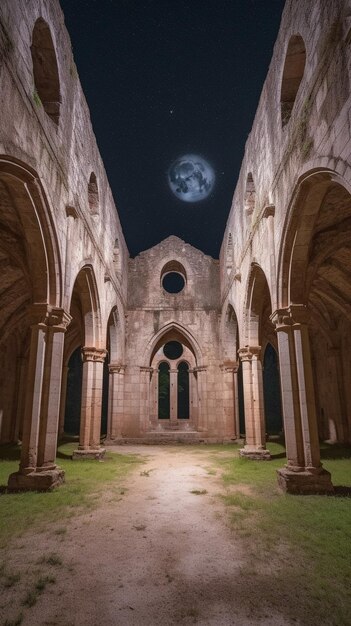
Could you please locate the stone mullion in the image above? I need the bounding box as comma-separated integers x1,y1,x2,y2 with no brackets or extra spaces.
170,369,178,423
194,366,208,432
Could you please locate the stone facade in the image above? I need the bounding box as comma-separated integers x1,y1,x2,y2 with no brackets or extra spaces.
0,0,350,493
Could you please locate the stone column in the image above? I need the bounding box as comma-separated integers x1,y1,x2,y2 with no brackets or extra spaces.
221,361,238,439
271,305,333,494
73,347,107,460
238,346,270,459
107,364,126,440
194,366,208,433
8,305,71,491
139,366,152,433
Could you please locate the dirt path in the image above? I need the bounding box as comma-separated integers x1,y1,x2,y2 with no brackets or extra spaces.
1,446,292,626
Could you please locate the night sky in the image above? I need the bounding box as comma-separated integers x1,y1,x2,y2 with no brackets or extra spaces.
60,0,286,258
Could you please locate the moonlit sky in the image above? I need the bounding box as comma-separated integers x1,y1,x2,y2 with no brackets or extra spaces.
60,0,286,258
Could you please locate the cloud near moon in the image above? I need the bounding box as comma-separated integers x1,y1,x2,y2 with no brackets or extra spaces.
168,154,215,202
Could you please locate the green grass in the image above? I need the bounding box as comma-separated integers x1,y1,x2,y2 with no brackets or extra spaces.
210,441,351,625
0,442,142,546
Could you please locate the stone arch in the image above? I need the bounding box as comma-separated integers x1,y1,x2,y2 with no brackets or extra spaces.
243,263,274,347
160,259,187,293
31,18,61,125
278,169,351,443
88,172,99,216
280,34,306,127
68,265,102,347
146,322,202,365
221,302,239,363
0,157,62,445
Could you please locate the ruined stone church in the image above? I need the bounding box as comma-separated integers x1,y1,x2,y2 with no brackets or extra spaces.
1,0,350,494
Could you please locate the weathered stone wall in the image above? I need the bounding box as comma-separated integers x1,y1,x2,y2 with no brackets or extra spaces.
120,236,230,439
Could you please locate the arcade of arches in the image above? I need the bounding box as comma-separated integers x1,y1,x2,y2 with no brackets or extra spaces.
0,0,351,494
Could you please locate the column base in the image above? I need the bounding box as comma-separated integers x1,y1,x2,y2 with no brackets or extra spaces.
277,467,334,495
7,467,65,492
72,448,106,461
239,446,271,460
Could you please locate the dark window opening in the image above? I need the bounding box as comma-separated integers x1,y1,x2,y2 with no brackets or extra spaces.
162,272,185,293
163,341,183,360
158,362,170,419
177,361,189,419
31,18,61,125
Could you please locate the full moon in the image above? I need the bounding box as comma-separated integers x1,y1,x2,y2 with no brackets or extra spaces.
168,154,215,202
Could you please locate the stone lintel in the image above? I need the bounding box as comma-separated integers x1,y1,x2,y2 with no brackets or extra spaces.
239,446,271,460
7,467,65,491
72,448,106,461
277,467,333,495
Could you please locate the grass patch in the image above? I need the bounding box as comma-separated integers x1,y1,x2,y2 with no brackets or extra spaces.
35,575,56,591
0,443,142,546
190,489,207,495
211,441,351,625
38,553,62,567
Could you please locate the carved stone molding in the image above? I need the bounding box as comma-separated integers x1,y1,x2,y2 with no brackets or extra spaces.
65,204,79,219
270,304,310,331
29,304,71,331
109,363,126,374
81,347,107,363
238,346,261,361
262,203,275,219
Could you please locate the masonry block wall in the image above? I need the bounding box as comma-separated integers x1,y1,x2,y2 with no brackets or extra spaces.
0,0,350,492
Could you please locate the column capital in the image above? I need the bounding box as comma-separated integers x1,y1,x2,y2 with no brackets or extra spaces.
109,363,126,374
220,360,239,373
81,347,107,363
140,366,153,373
270,304,310,331
238,346,261,361
29,304,71,331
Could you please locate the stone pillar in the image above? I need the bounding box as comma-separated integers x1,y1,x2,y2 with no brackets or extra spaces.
221,361,239,439
271,305,333,494
194,366,208,433
73,347,107,460
8,305,71,491
107,364,126,440
238,346,270,459
58,365,69,439
139,366,152,433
